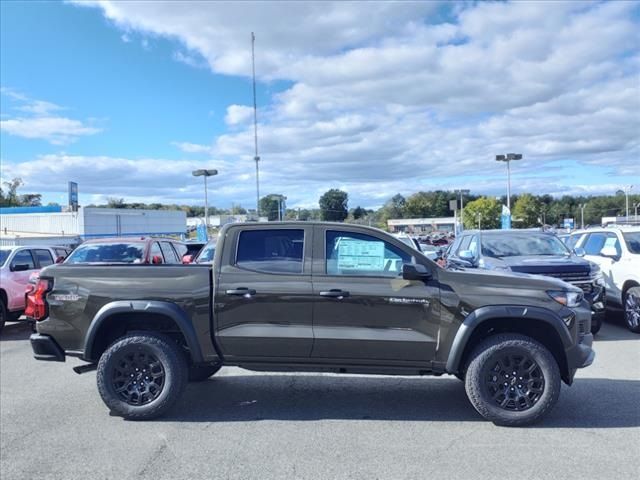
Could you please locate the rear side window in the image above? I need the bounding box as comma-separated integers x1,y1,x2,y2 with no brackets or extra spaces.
54,248,69,259
174,243,188,258
149,242,163,263
11,250,36,270
236,229,304,274
160,242,179,264
33,249,54,267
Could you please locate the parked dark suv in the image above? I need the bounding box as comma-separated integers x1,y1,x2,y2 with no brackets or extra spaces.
446,230,605,333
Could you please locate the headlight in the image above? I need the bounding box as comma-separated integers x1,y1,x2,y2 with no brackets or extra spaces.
547,290,583,308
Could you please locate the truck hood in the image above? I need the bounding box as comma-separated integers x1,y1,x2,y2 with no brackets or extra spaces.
483,255,591,275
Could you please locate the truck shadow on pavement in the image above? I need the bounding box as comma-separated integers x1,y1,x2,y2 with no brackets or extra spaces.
0,322,32,341
167,374,640,429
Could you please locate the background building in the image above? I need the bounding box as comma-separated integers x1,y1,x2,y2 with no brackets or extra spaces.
0,206,186,247
387,217,457,233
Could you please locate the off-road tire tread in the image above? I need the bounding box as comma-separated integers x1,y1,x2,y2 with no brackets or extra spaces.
464,333,561,427
97,332,188,420
624,287,640,334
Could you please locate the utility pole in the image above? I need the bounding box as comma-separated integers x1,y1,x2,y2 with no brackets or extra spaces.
624,185,633,221
455,189,470,232
477,212,482,230
251,32,261,217
579,204,585,229
495,154,523,211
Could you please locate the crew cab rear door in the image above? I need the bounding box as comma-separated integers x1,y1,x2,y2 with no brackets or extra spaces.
311,225,439,363
214,224,314,359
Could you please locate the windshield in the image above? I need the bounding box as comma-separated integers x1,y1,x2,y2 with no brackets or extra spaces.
0,249,11,267
481,233,570,257
65,242,145,264
623,232,640,254
195,243,216,263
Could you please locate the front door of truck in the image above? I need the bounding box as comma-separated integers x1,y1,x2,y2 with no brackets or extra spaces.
311,226,439,363
215,225,314,359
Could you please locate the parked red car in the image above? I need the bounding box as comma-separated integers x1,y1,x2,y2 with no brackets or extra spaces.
63,237,188,265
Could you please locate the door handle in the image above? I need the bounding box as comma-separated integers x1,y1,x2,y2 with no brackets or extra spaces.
319,289,350,298
226,288,257,296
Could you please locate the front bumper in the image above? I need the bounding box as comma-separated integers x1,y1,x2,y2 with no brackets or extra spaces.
30,333,65,362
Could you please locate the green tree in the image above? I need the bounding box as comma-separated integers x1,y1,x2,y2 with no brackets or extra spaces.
351,206,367,219
405,192,434,218
462,197,501,229
259,195,281,221
379,193,406,221
512,193,542,228
1,178,23,206
319,189,348,222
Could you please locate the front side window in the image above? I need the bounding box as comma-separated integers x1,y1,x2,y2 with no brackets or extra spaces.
65,242,145,264
11,250,36,270
236,229,304,274
326,231,411,277
196,243,216,264
583,233,620,256
33,249,54,267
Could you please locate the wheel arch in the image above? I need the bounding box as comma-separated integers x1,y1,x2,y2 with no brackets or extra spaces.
622,280,640,298
446,305,572,383
84,301,204,364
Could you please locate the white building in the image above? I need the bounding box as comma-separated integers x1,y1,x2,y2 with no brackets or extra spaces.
187,214,268,229
387,217,457,233
0,207,186,246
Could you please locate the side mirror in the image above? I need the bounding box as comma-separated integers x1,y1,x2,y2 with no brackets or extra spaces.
12,264,30,272
600,246,619,260
402,263,432,281
454,250,476,268
573,247,585,257
182,254,194,264
55,256,65,264
151,255,163,265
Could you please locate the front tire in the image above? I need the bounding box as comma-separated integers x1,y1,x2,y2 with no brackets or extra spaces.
97,332,188,420
464,334,561,426
623,287,640,333
590,316,602,335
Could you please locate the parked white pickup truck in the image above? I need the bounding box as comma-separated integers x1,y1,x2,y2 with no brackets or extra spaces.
569,226,640,333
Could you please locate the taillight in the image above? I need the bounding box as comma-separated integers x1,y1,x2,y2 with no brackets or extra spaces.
25,278,52,321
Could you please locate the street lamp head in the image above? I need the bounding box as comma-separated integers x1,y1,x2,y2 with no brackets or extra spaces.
506,153,522,160
496,155,506,161
192,169,218,177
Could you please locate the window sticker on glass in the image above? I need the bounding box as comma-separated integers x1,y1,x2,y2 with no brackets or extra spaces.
337,239,385,271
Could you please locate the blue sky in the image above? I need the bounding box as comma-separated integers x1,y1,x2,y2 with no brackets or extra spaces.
1,1,639,209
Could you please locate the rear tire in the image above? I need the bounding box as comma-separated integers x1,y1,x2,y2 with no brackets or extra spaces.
623,287,640,333
590,316,602,335
188,364,222,382
97,332,188,420
464,334,561,426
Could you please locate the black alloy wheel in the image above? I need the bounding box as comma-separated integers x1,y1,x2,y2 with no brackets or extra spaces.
111,350,165,406
624,287,640,333
482,352,544,412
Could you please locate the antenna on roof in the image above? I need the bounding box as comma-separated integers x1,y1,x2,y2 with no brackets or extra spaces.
251,32,260,217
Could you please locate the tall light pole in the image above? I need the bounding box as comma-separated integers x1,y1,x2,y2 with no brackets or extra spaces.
623,185,633,221
579,204,586,229
192,169,218,229
495,153,523,211
455,189,470,232
251,32,261,217
477,212,482,230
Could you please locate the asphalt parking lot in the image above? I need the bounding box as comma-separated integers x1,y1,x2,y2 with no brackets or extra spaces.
1,318,639,480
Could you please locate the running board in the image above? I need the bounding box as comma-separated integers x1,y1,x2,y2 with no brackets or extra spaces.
73,363,97,374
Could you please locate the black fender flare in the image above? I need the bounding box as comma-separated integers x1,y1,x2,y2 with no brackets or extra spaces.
84,300,203,363
445,305,572,374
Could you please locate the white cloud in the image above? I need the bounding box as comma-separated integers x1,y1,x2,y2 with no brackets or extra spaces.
41,1,640,206
0,89,102,145
224,105,253,126
171,141,213,154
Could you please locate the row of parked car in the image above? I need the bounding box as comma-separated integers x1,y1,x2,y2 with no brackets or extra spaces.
434,225,639,333
0,238,217,332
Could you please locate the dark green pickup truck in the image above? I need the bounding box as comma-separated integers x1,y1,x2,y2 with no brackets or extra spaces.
30,222,594,426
